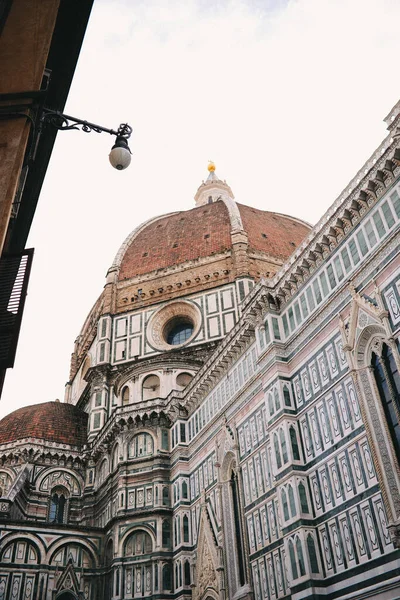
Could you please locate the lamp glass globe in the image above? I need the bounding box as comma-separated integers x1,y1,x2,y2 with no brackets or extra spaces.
109,146,131,170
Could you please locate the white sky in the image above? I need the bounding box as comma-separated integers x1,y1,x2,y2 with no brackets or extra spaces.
1,0,400,418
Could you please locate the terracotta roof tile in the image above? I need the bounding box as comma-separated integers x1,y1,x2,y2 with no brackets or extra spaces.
119,202,232,279
118,200,311,281
0,402,88,447
237,204,311,260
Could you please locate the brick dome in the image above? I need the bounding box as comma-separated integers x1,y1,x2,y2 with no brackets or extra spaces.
0,402,88,447
117,200,311,281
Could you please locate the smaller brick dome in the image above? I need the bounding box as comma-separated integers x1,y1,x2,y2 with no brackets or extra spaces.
0,402,88,447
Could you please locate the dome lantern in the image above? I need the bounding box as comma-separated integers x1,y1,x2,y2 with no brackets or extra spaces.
194,162,235,207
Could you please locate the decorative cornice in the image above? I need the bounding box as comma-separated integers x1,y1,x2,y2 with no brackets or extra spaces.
270,133,400,305
89,402,171,460
0,438,85,462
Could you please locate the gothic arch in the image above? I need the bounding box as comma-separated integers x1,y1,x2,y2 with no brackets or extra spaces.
354,323,387,369
97,457,110,485
218,443,249,598
126,427,156,445
104,537,114,563
46,538,98,568
345,309,400,542
127,429,156,458
0,468,14,496
35,468,83,496
118,523,156,556
0,532,45,563
220,449,236,483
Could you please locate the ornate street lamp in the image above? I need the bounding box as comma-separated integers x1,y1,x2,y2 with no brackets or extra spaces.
41,109,133,170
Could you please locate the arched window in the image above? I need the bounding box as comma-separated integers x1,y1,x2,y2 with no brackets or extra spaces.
49,487,68,524
98,459,109,484
122,386,130,405
372,344,400,461
166,319,194,345
296,537,306,576
281,489,289,521
290,426,301,461
231,469,246,586
274,388,281,411
105,539,113,566
104,540,113,600
1,540,39,564
307,534,319,573
182,480,188,499
176,372,193,389
175,516,181,545
288,485,296,517
162,487,169,506
162,564,172,590
280,428,288,464
50,543,93,568
274,433,282,469
183,515,189,543
289,540,298,580
184,560,191,585
162,520,171,547
283,385,291,406
268,393,274,416
129,433,154,458
142,374,161,401
299,482,309,513
124,530,152,556
112,444,120,470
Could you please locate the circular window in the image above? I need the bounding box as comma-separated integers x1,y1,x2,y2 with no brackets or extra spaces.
147,301,201,351
165,318,194,346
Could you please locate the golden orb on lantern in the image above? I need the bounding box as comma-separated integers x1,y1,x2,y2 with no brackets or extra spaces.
207,161,216,172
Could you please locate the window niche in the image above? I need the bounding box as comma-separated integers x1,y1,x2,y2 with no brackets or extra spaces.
372,343,400,462
162,520,171,548
142,374,161,401
184,560,191,585
129,433,154,459
162,486,170,506
176,372,193,390
182,480,188,499
289,425,302,462
112,444,120,470
307,533,319,574
49,486,69,524
124,530,153,556
283,384,292,407
162,563,172,591
183,514,189,543
121,385,130,405
288,535,306,581
298,481,310,514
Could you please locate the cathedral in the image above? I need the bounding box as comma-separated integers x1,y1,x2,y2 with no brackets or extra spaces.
0,100,400,600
